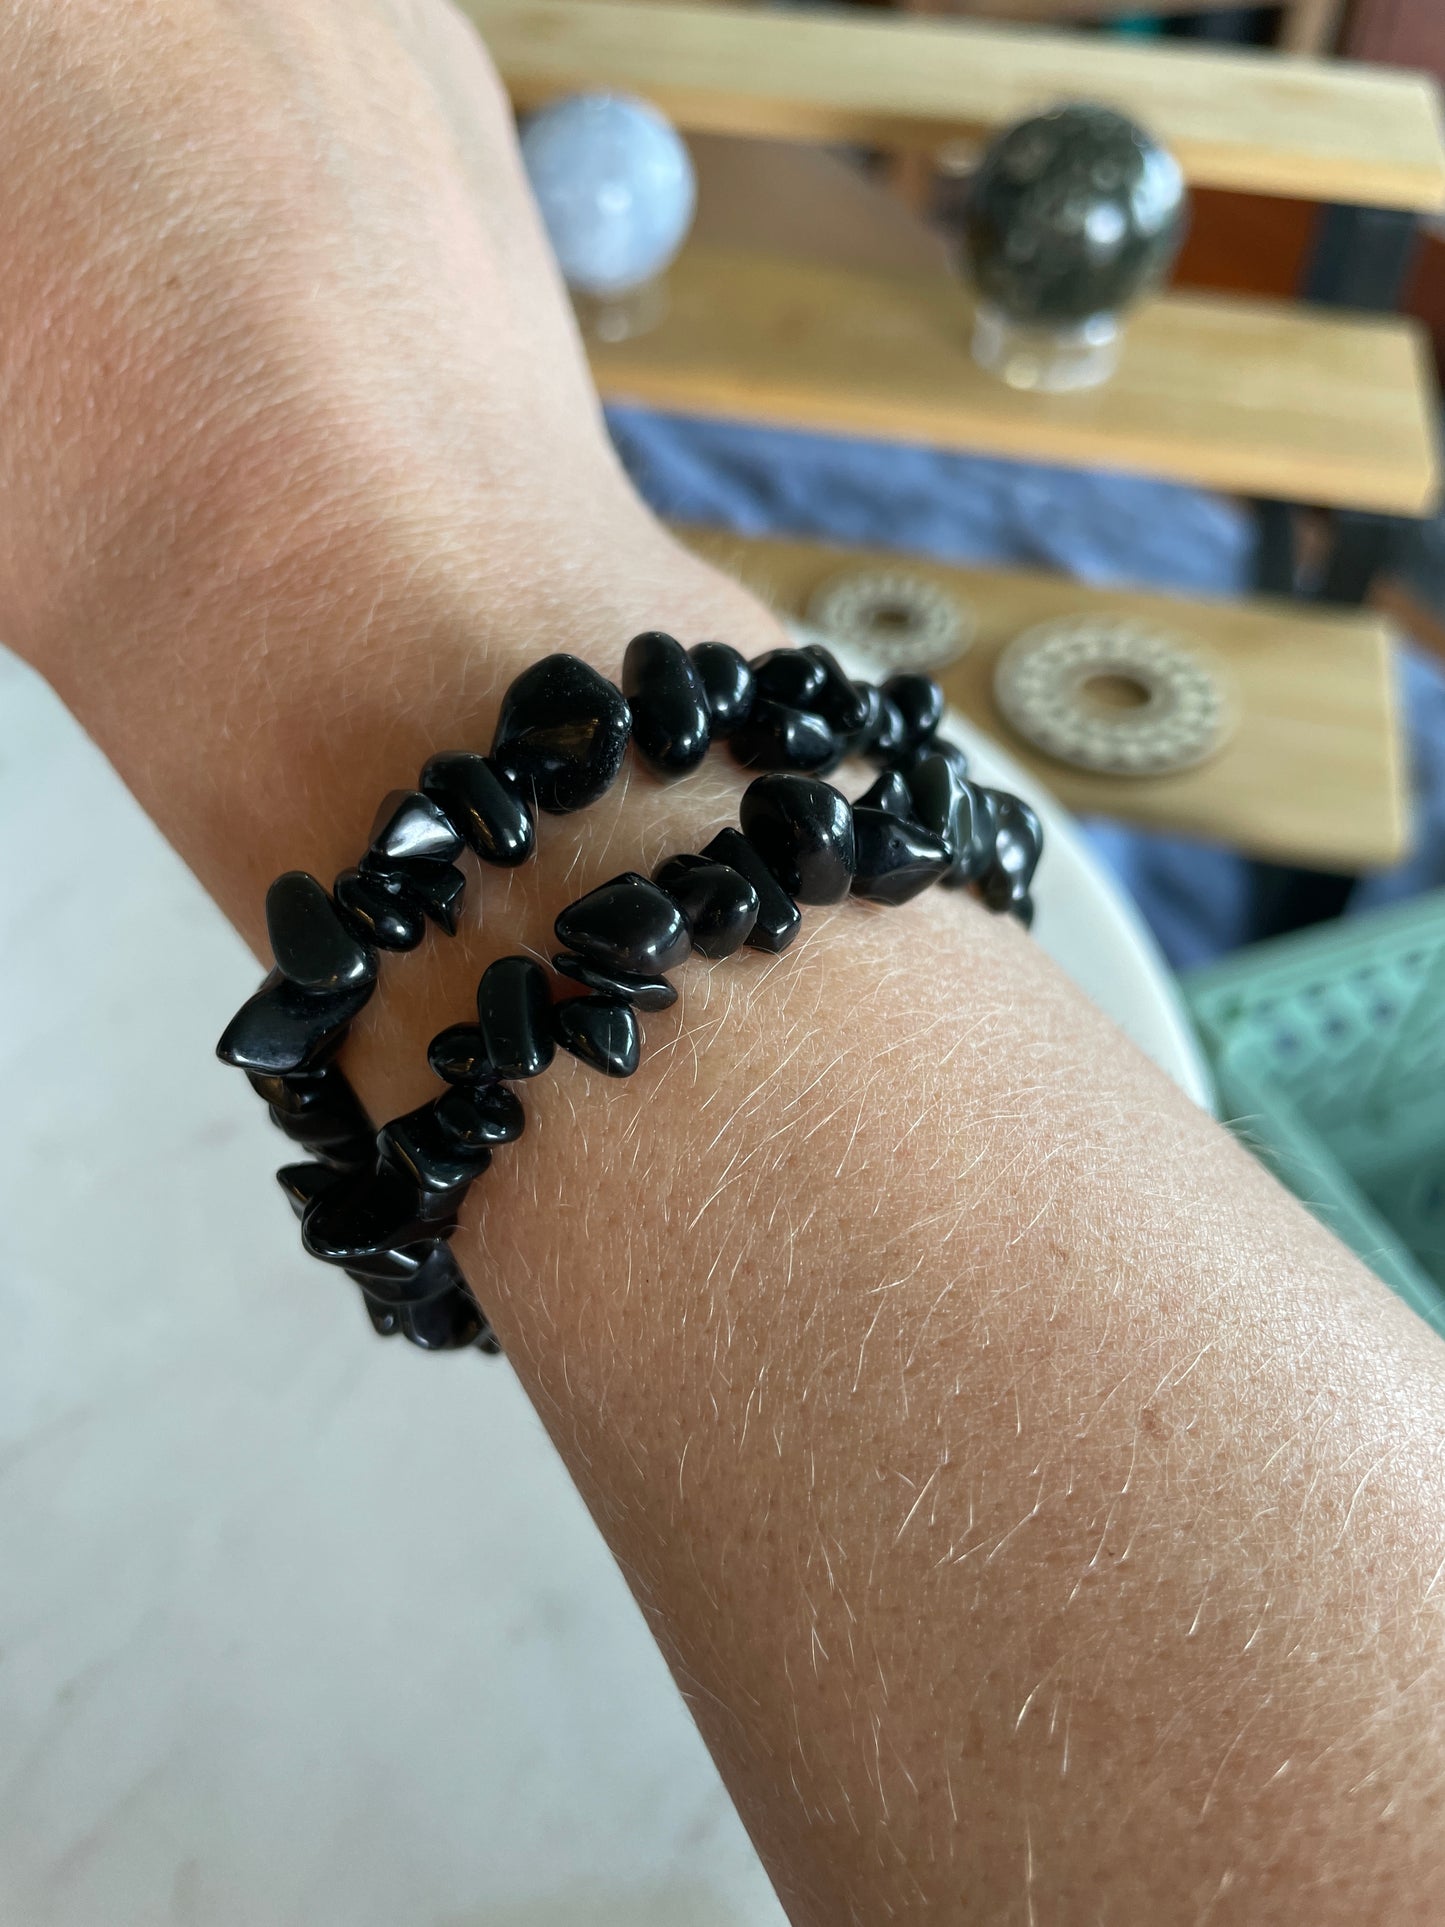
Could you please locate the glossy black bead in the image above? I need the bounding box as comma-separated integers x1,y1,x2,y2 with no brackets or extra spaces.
399,1286,491,1352
490,652,631,814
342,1243,432,1289
929,736,971,784
427,1023,494,1085
216,968,372,1075
334,866,427,951
554,952,678,1012
730,698,839,773
952,780,991,882
848,682,884,755
867,694,908,767
409,1242,467,1296
881,673,945,748
653,856,759,959
857,769,916,819
378,1102,493,1198
265,871,376,995
799,644,870,735
995,793,1044,888
554,872,692,975
302,1164,451,1266
554,994,641,1078
369,789,465,866
623,630,711,778
981,792,1043,910
362,854,466,935
421,752,534,867
316,1137,376,1173
267,1081,372,1150
850,808,952,905
276,1161,346,1222
477,955,555,1080
248,1067,326,1114
689,641,754,736
907,752,974,865
343,1239,458,1304
954,781,1000,883
433,1080,525,1149
701,828,801,953
267,1094,358,1146
895,734,970,789
361,1293,400,1337
751,647,825,708
739,774,856,905
411,861,467,935
981,865,1022,914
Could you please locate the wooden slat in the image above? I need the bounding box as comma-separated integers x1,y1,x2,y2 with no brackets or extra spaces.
590,242,1441,515
912,1,1314,18
466,0,1445,212
680,525,1407,870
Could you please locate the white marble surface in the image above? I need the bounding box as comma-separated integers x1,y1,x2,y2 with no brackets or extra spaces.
0,645,1205,1925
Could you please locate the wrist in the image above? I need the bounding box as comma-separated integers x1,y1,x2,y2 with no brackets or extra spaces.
37,462,788,944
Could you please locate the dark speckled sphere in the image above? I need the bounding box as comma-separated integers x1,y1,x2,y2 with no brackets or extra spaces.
961,104,1187,329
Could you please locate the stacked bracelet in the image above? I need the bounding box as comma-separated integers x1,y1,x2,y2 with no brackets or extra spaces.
217,635,1042,1355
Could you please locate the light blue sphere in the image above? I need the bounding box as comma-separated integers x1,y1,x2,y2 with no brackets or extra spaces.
521,93,696,298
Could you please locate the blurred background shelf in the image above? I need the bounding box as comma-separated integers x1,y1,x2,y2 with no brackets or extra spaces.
894,1,1346,61
593,240,1441,514
469,0,1445,209
681,523,1407,870
493,2,1440,902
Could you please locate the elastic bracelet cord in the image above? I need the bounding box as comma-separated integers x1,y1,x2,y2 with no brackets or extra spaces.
217,636,1042,1355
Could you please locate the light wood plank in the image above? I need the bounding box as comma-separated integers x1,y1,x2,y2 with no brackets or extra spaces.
591,242,1441,515
467,0,1445,211
680,525,1407,869
922,0,1339,41
905,1,1276,13
895,3,1343,57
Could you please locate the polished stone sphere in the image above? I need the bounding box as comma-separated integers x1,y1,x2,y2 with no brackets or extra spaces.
962,103,1188,328
520,92,696,297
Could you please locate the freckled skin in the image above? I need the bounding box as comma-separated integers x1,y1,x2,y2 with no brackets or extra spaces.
3,6,1444,1921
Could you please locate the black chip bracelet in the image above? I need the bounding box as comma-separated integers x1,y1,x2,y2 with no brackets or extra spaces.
217,634,1043,1355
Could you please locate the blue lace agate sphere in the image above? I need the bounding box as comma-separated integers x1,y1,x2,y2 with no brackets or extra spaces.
521,93,696,297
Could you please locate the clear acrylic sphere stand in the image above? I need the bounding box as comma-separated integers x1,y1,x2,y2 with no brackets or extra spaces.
969,303,1123,394
573,274,672,344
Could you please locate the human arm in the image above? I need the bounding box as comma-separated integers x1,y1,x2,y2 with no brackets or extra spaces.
2,6,1444,1921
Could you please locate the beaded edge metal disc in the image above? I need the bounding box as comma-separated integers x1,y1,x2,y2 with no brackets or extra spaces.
805,569,974,672
993,617,1232,777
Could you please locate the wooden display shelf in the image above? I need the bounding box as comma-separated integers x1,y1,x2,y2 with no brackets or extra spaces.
467,0,1445,212
679,525,1407,870
591,242,1440,516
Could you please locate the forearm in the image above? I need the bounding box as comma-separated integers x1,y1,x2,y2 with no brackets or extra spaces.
453,776,1445,1924
5,3,1444,1914
32,498,1445,1922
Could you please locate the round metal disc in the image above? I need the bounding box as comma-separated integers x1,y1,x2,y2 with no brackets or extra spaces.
993,617,1232,776
806,569,974,672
